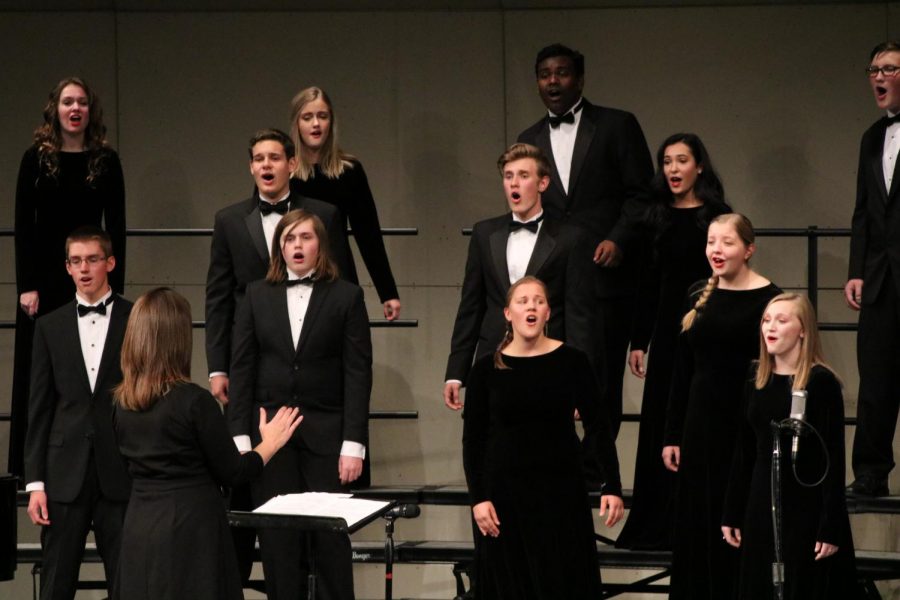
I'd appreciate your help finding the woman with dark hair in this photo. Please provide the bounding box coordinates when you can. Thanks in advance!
[663,213,780,600]
[10,76,126,477]
[722,293,860,599]
[229,209,372,600]
[463,276,623,599]
[616,133,730,550]
[112,287,301,600]
[289,86,401,320]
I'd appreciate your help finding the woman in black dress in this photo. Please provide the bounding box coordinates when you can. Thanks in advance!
[722,293,860,599]
[11,76,126,478]
[289,86,401,320]
[112,288,301,600]
[617,133,730,550]
[462,276,623,599]
[662,213,780,600]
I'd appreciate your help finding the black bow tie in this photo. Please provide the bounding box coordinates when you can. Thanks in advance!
[259,198,290,216]
[77,298,112,317]
[548,101,584,129]
[509,215,544,233]
[887,114,900,125]
[286,276,315,287]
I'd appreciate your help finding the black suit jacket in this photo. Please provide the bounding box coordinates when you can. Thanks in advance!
[24,296,132,503]
[849,116,900,303]
[228,278,372,456]
[445,214,598,383]
[518,99,653,296]
[205,192,352,374]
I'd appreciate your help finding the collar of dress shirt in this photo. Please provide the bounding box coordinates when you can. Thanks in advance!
[547,96,584,118]
[511,209,544,224]
[287,269,316,282]
[76,287,113,309]
[259,190,291,205]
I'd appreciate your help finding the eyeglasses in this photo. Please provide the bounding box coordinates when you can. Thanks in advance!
[66,255,107,267]
[866,65,900,77]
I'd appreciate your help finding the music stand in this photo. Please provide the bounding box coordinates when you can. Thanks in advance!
[228,499,395,600]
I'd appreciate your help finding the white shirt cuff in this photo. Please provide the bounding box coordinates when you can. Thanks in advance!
[26,482,44,492]
[445,379,463,386]
[209,371,227,380]
[233,435,252,453]
[340,441,366,459]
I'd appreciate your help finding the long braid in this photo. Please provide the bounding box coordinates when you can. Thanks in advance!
[493,320,515,370]
[681,276,719,331]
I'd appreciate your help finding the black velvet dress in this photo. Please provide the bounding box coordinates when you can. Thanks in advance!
[10,146,126,478]
[112,383,263,600]
[664,282,780,600]
[291,161,399,302]
[723,367,860,600]
[462,345,621,600]
[617,205,723,550]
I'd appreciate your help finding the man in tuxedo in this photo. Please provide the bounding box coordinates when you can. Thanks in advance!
[205,128,353,582]
[24,226,131,600]
[229,210,372,600]
[517,43,653,436]
[443,143,597,408]
[844,41,900,498]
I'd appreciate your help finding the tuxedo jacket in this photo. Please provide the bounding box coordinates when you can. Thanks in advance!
[24,296,132,503]
[444,214,598,383]
[205,192,352,374]
[228,278,372,456]
[518,99,653,296]
[849,116,900,304]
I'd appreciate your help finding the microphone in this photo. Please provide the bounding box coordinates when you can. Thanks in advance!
[384,503,421,519]
[789,390,807,461]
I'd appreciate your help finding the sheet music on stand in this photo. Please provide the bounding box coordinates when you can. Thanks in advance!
[253,492,392,530]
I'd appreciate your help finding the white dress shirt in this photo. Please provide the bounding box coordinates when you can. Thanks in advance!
[883,112,900,192]
[506,212,544,284]
[549,97,585,194]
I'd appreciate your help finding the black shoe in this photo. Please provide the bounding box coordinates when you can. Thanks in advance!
[846,477,889,497]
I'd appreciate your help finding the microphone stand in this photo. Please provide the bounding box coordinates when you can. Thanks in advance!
[770,420,786,600]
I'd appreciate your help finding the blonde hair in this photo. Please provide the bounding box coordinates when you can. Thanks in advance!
[497,143,551,178]
[266,209,339,284]
[289,86,354,180]
[754,293,836,391]
[493,276,549,369]
[115,288,192,411]
[681,212,756,331]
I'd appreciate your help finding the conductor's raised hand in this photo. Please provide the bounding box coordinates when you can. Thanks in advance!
[473,501,500,537]
[258,406,303,449]
[598,494,624,527]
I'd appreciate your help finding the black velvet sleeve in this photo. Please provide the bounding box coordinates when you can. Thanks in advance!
[344,162,399,302]
[807,368,851,545]
[14,147,40,295]
[573,348,622,496]
[722,377,757,527]
[101,149,127,294]
[189,385,264,487]
[462,357,492,505]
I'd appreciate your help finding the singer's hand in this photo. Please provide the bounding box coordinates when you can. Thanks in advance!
[473,501,500,537]
[628,349,646,378]
[662,445,680,472]
[598,495,624,527]
[814,541,838,560]
[844,279,863,311]
[721,526,741,548]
